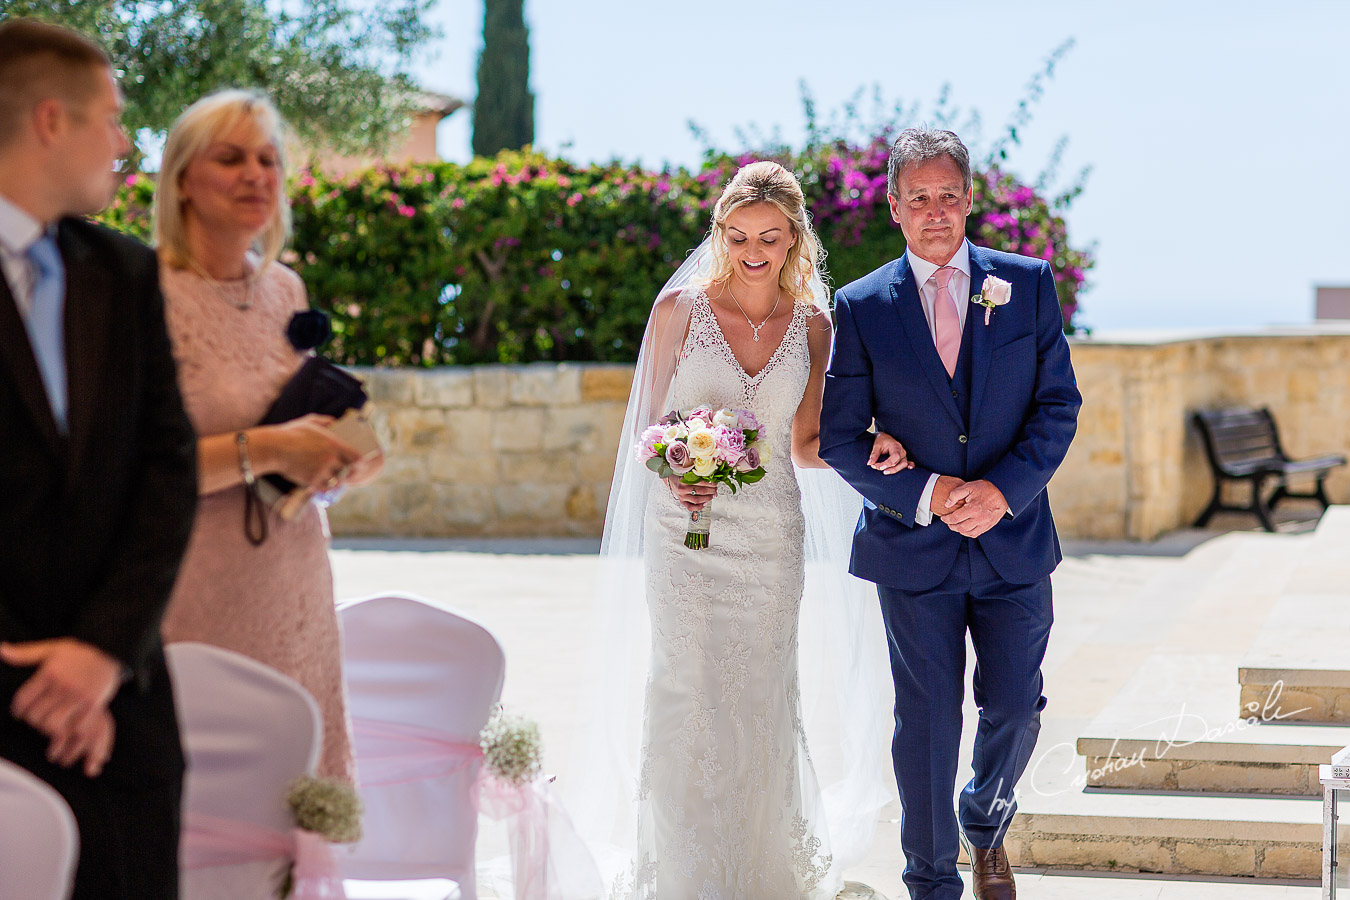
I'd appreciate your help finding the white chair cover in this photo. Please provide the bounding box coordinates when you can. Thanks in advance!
[0,758,78,900]
[168,641,324,900]
[337,593,505,899]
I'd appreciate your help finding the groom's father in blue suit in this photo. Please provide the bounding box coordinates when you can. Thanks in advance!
[820,128,1080,900]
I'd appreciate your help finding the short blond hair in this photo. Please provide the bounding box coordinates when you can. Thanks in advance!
[154,89,291,270]
[707,161,827,305]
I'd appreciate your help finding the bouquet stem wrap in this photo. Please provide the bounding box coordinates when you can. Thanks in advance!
[685,499,713,550]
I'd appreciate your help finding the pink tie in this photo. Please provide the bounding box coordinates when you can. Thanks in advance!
[933,266,960,377]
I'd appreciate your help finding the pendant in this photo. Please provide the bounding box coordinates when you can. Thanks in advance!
[751,326,762,342]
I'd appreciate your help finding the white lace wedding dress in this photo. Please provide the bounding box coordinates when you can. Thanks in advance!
[627,291,840,898]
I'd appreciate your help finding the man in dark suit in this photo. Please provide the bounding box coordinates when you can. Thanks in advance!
[820,128,1081,900]
[0,19,197,899]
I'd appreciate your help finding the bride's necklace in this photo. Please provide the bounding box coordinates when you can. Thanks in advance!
[187,256,255,311]
[726,284,781,342]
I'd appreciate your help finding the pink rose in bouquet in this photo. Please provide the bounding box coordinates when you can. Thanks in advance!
[663,440,695,475]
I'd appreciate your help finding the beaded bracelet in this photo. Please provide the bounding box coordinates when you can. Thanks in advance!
[235,431,256,486]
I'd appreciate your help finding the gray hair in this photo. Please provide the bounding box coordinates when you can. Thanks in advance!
[886,127,972,197]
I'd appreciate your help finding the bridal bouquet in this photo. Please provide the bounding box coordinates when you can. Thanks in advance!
[636,406,768,549]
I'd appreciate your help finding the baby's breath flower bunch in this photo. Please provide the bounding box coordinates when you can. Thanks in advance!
[285,775,363,844]
[480,705,543,786]
[277,776,363,898]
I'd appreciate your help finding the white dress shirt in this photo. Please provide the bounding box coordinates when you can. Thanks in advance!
[0,192,44,320]
[904,241,971,526]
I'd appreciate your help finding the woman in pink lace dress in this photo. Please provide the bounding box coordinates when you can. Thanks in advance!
[153,91,379,781]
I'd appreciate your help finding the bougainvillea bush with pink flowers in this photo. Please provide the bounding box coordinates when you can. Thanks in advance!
[97,129,1092,365]
[698,139,1092,333]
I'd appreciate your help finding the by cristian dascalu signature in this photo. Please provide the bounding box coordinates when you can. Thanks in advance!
[992,679,1312,815]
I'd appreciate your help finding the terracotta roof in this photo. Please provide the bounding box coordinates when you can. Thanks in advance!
[411,91,465,118]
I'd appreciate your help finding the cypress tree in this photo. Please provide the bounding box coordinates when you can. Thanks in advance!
[472,0,535,157]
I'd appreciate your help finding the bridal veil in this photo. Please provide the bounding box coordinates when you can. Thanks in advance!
[564,237,896,888]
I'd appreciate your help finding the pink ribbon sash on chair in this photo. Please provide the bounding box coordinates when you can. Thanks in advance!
[353,718,485,787]
[477,770,605,900]
[181,810,347,899]
[351,717,602,900]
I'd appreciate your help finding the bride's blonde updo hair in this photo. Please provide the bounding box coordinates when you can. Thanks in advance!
[707,160,827,305]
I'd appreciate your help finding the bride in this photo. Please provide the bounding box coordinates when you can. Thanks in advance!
[572,161,905,898]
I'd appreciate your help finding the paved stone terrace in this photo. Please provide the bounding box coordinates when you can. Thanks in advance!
[332,508,1333,898]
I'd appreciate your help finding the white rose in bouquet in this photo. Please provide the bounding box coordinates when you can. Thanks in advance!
[686,427,717,458]
[692,455,718,478]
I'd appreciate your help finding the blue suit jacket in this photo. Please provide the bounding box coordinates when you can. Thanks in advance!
[819,243,1081,591]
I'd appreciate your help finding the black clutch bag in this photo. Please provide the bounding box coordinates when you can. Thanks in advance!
[242,312,368,544]
[261,354,368,424]
[258,354,369,496]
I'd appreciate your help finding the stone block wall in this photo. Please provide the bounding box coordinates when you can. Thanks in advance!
[329,363,631,537]
[327,328,1350,541]
[1054,329,1350,539]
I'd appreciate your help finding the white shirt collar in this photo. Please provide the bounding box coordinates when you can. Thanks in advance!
[906,239,971,286]
[0,192,44,257]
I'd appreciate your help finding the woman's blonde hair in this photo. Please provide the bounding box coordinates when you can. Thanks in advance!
[707,160,827,304]
[153,89,291,270]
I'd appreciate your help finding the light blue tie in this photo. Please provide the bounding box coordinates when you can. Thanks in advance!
[24,234,68,433]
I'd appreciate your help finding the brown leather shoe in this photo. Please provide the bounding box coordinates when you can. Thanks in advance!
[968,844,1016,899]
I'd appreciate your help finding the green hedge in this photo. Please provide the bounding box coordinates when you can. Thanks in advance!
[102,145,1092,366]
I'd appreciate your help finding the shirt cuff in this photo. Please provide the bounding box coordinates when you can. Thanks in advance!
[916,472,940,526]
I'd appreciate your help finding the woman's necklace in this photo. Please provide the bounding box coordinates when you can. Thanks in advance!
[725,284,781,342]
[186,256,255,311]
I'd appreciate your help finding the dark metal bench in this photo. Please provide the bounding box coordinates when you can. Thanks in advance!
[1193,407,1346,532]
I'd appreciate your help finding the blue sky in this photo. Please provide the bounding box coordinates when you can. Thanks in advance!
[404,0,1350,333]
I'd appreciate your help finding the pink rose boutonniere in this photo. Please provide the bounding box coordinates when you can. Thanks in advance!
[971,275,1012,325]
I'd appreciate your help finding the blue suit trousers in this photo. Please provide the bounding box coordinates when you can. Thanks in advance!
[878,539,1052,900]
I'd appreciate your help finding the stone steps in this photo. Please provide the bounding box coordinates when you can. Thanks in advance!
[1239,664,1350,725]
[1009,511,1349,879]
[1076,641,1348,797]
[1004,791,1322,879]
[1236,507,1350,722]
[1077,722,1346,796]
